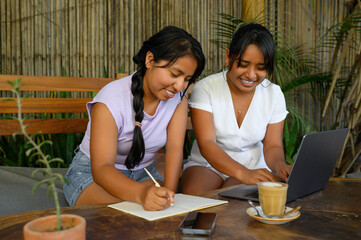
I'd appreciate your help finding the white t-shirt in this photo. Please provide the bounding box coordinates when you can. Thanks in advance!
[184,71,288,178]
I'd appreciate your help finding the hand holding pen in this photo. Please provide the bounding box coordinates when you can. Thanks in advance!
[144,168,174,207]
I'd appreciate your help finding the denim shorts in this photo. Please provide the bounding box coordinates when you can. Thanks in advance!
[63,150,164,206]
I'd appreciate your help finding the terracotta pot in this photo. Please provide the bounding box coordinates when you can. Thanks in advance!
[23,214,86,240]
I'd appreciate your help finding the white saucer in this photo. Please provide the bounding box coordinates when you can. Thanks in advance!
[246,206,300,225]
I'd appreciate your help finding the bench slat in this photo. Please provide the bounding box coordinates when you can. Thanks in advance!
[0,119,89,135]
[1,98,91,113]
[0,74,127,92]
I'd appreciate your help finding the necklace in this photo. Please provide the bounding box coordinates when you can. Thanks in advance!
[236,90,255,115]
[223,69,255,115]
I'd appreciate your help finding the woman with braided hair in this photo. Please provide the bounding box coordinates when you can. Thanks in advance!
[64,26,205,210]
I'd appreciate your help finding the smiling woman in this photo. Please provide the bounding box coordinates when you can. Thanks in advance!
[181,23,291,195]
[143,53,198,104]
[63,26,205,210]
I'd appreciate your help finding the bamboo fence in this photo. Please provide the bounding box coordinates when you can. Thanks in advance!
[0,0,242,78]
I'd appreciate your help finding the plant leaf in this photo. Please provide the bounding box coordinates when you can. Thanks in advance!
[32,179,50,195]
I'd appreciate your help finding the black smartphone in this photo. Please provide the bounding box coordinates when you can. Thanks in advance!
[178,212,218,235]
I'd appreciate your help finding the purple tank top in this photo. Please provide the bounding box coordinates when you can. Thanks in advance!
[79,74,182,170]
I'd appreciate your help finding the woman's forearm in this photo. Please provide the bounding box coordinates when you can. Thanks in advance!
[93,164,146,204]
[263,146,286,172]
[163,147,183,192]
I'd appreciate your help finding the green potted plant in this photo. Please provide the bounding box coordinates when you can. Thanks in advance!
[6,79,86,240]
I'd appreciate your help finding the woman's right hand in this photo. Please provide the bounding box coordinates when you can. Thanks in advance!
[140,186,174,211]
[239,168,279,185]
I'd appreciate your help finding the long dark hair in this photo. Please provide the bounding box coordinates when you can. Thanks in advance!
[125,26,205,169]
[228,23,275,75]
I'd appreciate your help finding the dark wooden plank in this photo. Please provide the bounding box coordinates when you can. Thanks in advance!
[0,98,91,113]
[0,74,126,92]
[0,119,89,135]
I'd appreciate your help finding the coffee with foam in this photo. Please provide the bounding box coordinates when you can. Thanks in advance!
[257,182,288,218]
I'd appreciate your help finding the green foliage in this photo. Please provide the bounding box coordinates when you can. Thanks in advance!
[61,67,67,77]
[119,64,124,74]
[103,66,109,78]
[283,107,311,164]
[0,127,83,168]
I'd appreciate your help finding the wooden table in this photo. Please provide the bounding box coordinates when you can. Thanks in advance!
[0,178,360,239]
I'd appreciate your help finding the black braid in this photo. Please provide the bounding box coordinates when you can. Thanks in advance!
[125,67,146,169]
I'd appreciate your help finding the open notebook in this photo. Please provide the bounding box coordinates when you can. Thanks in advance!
[108,193,228,221]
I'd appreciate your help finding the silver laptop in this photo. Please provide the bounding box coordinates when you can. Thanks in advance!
[218,128,349,202]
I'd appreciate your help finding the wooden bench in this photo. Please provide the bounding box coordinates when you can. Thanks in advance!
[0,73,127,135]
[0,74,192,135]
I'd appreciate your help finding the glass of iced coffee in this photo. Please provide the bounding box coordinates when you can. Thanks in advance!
[257,182,288,218]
